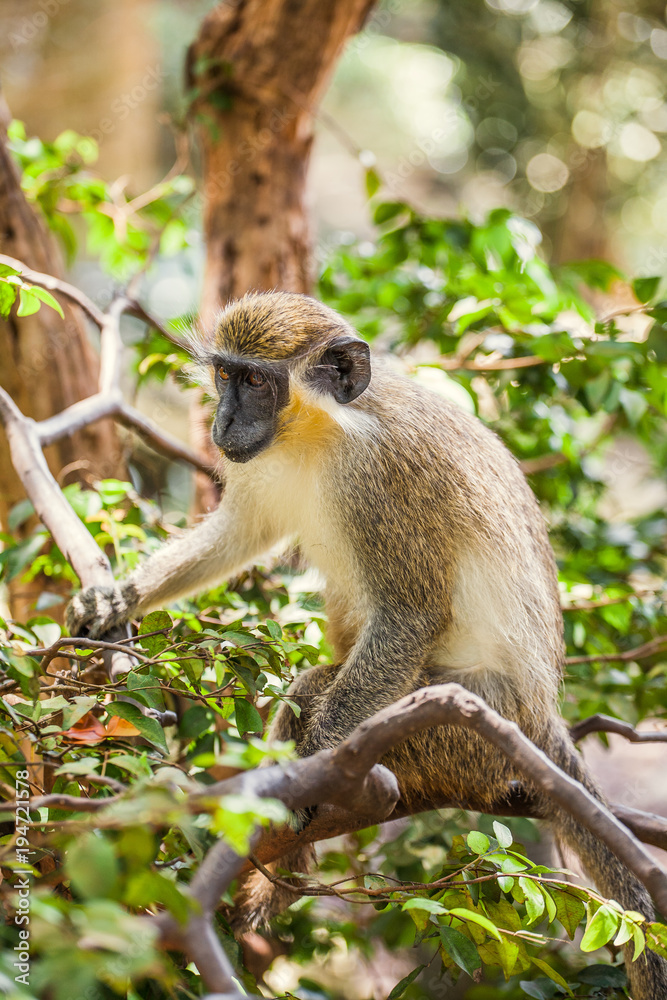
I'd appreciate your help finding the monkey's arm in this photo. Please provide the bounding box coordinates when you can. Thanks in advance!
[297,615,435,758]
[66,494,280,638]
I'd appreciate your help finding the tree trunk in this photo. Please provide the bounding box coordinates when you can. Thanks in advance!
[0,105,120,618]
[186,0,375,508]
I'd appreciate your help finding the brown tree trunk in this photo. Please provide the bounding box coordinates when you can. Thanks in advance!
[0,105,120,618]
[186,0,375,508]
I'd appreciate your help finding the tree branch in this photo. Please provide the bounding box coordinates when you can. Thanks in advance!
[150,682,667,993]
[571,714,667,744]
[566,636,667,665]
[0,252,106,327]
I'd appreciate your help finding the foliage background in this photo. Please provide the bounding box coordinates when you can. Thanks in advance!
[0,1,666,999]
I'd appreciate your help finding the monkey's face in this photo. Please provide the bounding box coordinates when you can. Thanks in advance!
[211,357,289,463]
[204,293,373,463]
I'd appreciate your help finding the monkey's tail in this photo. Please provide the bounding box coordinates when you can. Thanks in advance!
[231,842,316,936]
[546,729,667,1000]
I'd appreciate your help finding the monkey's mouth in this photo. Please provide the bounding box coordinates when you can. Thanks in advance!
[218,434,273,463]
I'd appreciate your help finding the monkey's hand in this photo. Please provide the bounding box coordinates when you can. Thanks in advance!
[66,582,139,639]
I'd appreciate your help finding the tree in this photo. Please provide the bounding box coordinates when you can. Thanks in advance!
[1,4,666,999]
[0,103,120,619]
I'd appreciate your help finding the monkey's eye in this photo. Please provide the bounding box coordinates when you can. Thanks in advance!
[247,371,266,388]
[218,366,230,381]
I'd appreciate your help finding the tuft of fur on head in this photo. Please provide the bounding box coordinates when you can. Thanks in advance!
[203,291,359,363]
[185,291,377,438]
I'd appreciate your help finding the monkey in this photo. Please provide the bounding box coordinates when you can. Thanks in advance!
[67,291,667,998]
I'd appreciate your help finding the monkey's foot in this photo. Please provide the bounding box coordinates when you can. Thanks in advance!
[291,805,317,833]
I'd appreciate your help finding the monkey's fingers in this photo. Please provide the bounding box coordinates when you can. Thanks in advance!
[65,585,134,639]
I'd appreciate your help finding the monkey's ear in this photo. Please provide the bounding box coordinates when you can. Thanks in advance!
[316,337,371,404]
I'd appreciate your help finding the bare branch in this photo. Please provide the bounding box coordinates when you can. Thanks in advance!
[613,805,667,853]
[570,714,667,744]
[563,590,658,612]
[0,386,112,587]
[163,684,667,922]
[27,793,118,813]
[439,353,547,372]
[125,299,190,351]
[566,636,667,665]
[23,636,152,672]
[520,452,568,475]
[116,402,216,477]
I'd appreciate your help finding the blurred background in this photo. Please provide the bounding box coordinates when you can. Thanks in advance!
[2,4,667,997]
[5,0,667,308]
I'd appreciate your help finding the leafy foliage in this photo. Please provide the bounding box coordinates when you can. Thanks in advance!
[0,127,666,999]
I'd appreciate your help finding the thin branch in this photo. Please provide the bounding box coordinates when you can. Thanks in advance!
[563,590,658,612]
[566,636,667,665]
[613,805,667,853]
[125,299,190,351]
[22,636,152,672]
[116,402,216,476]
[438,353,548,372]
[26,793,118,813]
[161,684,667,924]
[520,453,568,475]
[0,253,106,327]
[570,714,667,744]
[0,386,112,588]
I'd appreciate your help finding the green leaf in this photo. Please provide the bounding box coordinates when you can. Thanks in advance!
[0,280,17,317]
[531,957,573,995]
[576,964,627,987]
[66,833,119,899]
[449,907,502,941]
[126,671,165,711]
[439,924,482,977]
[632,275,661,303]
[387,964,425,999]
[234,697,263,736]
[581,903,621,952]
[265,618,282,640]
[374,201,408,225]
[137,610,172,656]
[16,287,40,316]
[619,387,648,426]
[0,532,48,582]
[29,284,64,317]
[467,831,490,855]
[631,923,646,961]
[61,696,97,730]
[56,756,100,777]
[493,821,513,849]
[402,897,447,914]
[519,980,558,999]
[552,888,586,939]
[519,877,546,925]
[105,701,168,753]
[365,167,381,199]
[478,935,519,979]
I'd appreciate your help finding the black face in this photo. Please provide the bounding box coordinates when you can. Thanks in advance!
[209,336,371,463]
[211,357,289,463]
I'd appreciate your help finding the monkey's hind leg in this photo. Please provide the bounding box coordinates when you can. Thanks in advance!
[232,663,339,935]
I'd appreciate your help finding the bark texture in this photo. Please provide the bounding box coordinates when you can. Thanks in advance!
[186,0,375,321]
[186,0,375,509]
[0,109,119,616]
